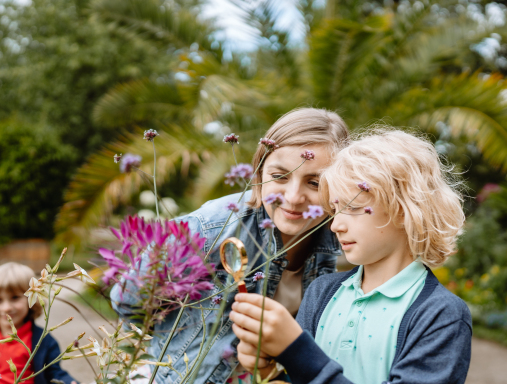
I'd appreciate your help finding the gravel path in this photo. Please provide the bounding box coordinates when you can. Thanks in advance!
[37,279,507,383]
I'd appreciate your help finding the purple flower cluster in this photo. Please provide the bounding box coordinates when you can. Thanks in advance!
[259,138,279,152]
[119,153,142,173]
[300,150,315,161]
[263,193,285,207]
[224,163,253,186]
[114,154,122,164]
[99,215,214,313]
[211,295,223,305]
[223,134,239,145]
[303,205,324,219]
[253,272,265,281]
[358,181,370,193]
[364,206,374,215]
[259,219,275,229]
[143,129,159,142]
[226,202,240,213]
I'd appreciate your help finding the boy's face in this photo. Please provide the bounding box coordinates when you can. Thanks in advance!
[0,289,30,332]
[329,187,411,267]
[261,144,330,240]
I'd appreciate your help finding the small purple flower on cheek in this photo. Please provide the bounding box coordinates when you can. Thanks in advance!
[259,138,279,152]
[119,153,142,173]
[114,154,122,163]
[358,181,371,193]
[263,193,285,207]
[211,295,223,305]
[223,134,239,145]
[143,129,159,141]
[226,202,239,213]
[253,272,265,281]
[259,219,275,229]
[303,205,324,219]
[300,150,315,161]
[364,206,374,215]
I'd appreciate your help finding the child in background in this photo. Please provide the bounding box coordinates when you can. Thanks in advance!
[0,262,76,384]
[230,129,472,384]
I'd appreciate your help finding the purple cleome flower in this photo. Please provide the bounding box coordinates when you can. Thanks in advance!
[259,218,275,229]
[114,153,122,164]
[253,272,265,281]
[364,206,374,215]
[224,163,254,186]
[226,202,240,213]
[263,193,285,207]
[143,129,159,141]
[358,181,371,193]
[119,153,142,173]
[211,295,223,305]
[303,205,324,220]
[300,150,315,161]
[259,138,279,152]
[223,133,239,145]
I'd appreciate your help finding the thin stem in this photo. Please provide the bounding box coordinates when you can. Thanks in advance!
[253,257,271,381]
[13,336,31,355]
[153,141,160,221]
[250,159,306,186]
[132,166,154,179]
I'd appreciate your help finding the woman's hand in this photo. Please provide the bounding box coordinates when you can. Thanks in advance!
[230,293,303,357]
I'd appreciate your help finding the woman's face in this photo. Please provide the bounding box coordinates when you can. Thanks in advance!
[261,144,331,240]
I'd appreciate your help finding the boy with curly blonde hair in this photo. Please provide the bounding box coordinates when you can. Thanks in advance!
[230,129,472,384]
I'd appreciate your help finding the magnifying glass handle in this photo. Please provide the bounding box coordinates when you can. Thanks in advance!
[238,281,247,293]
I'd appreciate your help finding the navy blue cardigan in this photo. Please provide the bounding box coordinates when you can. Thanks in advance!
[276,267,472,384]
[31,323,75,384]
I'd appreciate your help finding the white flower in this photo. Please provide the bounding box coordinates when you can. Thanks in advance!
[24,277,48,308]
[89,336,110,367]
[130,323,153,340]
[66,264,95,284]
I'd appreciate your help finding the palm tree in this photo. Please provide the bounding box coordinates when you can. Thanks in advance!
[55,0,507,243]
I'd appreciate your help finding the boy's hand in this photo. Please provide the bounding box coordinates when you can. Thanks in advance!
[230,293,303,357]
[237,340,270,371]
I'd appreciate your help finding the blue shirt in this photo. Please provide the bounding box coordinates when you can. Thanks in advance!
[315,261,427,383]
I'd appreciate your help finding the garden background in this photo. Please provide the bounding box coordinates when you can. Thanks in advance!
[0,0,507,382]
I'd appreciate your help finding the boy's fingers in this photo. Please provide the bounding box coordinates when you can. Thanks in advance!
[234,293,276,309]
[231,301,264,320]
[238,341,269,358]
[232,323,263,346]
[230,310,261,333]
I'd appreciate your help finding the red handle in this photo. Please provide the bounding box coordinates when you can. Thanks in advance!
[238,281,247,293]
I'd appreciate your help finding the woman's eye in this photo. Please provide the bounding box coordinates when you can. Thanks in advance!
[271,174,286,180]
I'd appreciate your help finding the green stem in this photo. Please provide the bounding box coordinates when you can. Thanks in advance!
[132,166,154,179]
[253,257,271,381]
[153,141,160,220]
[13,336,31,355]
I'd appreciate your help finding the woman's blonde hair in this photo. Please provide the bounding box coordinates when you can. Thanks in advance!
[248,107,349,207]
[320,128,465,267]
[0,262,43,320]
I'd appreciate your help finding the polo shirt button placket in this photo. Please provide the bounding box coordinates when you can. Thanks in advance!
[348,320,354,327]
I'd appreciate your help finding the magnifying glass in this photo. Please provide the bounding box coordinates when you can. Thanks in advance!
[219,237,248,293]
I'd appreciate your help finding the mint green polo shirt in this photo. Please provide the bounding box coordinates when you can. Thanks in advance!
[315,261,428,384]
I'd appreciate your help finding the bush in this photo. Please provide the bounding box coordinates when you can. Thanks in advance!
[0,117,75,244]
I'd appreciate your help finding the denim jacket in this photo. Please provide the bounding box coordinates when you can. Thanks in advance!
[111,191,341,384]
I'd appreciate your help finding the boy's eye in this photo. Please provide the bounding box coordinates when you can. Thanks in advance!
[309,180,319,188]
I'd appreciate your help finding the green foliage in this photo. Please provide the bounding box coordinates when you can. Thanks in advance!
[0,118,75,244]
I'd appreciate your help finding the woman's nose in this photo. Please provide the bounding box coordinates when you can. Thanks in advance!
[283,180,305,206]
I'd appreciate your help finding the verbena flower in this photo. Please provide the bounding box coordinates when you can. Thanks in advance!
[300,150,315,161]
[99,216,214,314]
[119,153,142,173]
[364,206,374,215]
[358,181,370,193]
[303,205,324,219]
[253,272,265,281]
[223,133,239,145]
[259,138,279,152]
[114,154,122,163]
[211,295,223,305]
[259,218,275,229]
[224,164,253,186]
[226,202,240,213]
[221,344,235,360]
[263,193,285,207]
[143,129,159,141]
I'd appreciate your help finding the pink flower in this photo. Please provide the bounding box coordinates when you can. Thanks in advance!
[357,181,370,193]
[211,295,223,305]
[119,153,142,173]
[253,272,265,281]
[223,134,239,145]
[303,205,324,219]
[143,129,159,141]
[226,202,240,213]
[259,138,279,152]
[263,193,285,207]
[222,345,235,360]
[114,154,122,163]
[300,150,315,161]
[225,164,253,186]
[364,206,374,215]
[259,219,275,229]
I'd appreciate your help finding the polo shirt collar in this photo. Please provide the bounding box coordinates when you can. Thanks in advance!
[342,261,427,298]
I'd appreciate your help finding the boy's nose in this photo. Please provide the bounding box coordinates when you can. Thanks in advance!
[330,215,347,233]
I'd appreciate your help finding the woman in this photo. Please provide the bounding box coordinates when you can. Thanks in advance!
[111,108,348,384]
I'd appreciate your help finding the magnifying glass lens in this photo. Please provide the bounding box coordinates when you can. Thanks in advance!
[224,242,242,273]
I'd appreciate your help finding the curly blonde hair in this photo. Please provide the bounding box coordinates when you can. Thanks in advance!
[320,128,465,267]
[0,262,43,320]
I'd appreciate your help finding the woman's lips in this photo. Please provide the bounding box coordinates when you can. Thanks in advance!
[340,241,356,251]
[280,207,303,220]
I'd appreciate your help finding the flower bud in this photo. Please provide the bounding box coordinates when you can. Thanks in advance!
[45,264,53,274]
[49,317,73,332]
[0,337,14,344]
[54,287,63,296]
[7,359,16,374]
[6,315,17,336]
[167,355,173,367]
